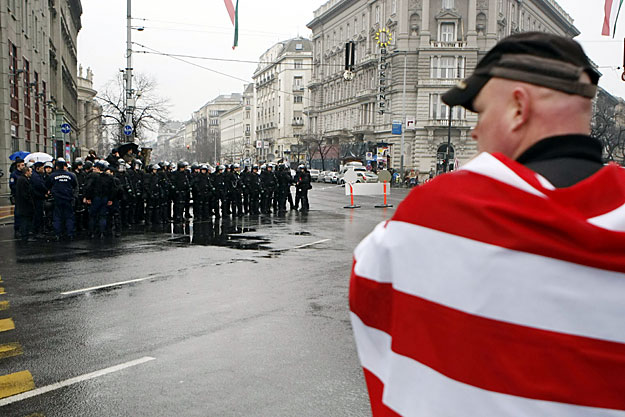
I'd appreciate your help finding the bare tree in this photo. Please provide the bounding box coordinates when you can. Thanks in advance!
[592,93,625,165]
[97,72,170,145]
[303,134,338,171]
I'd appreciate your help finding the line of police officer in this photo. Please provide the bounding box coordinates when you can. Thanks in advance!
[10,156,312,241]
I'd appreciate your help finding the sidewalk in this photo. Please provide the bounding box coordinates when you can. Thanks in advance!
[0,205,14,226]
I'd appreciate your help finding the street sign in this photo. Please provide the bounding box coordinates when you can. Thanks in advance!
[366,152,373,160]
[123,125,133,136]
[392,120,402,135]
[60,123,71,134]
[406,119,416,129]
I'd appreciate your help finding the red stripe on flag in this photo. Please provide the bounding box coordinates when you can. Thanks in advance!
[350,273,625,410]
[363,368,402,417]
[391,168,625,273]
[224,0,235,25]
[604,0,615,36]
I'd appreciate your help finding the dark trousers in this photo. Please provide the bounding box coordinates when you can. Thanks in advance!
[19,214,32,240]
[33,198,44,234]
[296,189,309,211]
[89,197,108,234]
[53,199,75,237]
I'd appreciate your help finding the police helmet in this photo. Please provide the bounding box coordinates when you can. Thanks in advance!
[252,165,259,171]
[233,163,240,169]
[55,158,66,168]
[33,161,44,168]
[118,163,127,172]
[168,162,176,168]
[102,160,110,168]
[118,158,125,165]
[94,161,106,170]
[191,163,199,170]
[84,161,93,170]
[75,157,84,164]
[200,164,208,171]
[298,164,305,170]
[26,161,34,169]
[183,161,189,168]
[219,165,226,171]
[177,161,186,169]
[151,164,160,171]
[134,159,143,167]
[260,164,266,170]
[44,161,54,169]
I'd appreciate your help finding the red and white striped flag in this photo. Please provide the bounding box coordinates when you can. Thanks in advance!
[223,0,239,49]
[350,152,625,416]
[603,0,624,37]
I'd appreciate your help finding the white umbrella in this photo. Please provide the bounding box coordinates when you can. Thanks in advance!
[24,152,53,163]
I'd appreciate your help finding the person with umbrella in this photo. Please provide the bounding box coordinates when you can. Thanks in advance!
[31,162,48,238]
[15,165,35,242]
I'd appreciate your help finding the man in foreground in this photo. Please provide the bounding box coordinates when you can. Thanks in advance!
[350,32,625,416]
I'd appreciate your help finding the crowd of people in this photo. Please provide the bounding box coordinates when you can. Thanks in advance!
[8,148,313,242]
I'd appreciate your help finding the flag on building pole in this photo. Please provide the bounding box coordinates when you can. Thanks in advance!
[224,0,239,49]
[603,0,624,37]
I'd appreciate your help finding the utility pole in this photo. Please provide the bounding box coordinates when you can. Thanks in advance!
[445,105,452,172]
[400,51,407,182]
[125,0,134,142]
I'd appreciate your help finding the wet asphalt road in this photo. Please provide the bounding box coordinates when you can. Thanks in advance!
[0,184,410,417]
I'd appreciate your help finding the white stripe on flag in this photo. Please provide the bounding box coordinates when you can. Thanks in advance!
[351,313,625,417]
[460,153,547,197]
[588,202,625,232]
[354,221,625,344]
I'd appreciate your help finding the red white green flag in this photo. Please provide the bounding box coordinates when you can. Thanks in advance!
[603,0,624,37]
[224,0,239,49]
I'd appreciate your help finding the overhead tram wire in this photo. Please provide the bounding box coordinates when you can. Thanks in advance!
[132,17,294,37]
[132,42,323,106]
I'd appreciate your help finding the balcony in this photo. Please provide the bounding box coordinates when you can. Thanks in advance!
[292,120,304,126]
[293,85,305,92]
[426,119,469,128]
[417,78,460,87]
[352,124,375,133]
[429,41,467,48]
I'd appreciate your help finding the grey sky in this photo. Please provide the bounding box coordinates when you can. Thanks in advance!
[78,0,625,124]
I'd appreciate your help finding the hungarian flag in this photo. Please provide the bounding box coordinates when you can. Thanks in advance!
[350,152,625,416]
[603,0,624,37]
[224,0,239,49]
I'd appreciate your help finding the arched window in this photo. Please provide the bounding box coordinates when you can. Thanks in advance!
[436,143,455,174]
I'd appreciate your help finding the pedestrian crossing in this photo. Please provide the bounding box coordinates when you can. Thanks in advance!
[0,274,36,402]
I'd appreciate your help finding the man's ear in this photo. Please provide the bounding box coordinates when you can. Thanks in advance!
[510,87,530,132]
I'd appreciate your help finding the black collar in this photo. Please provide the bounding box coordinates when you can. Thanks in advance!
[516,135,603,165]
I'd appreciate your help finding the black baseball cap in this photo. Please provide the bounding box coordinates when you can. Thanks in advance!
[442,32,600,112]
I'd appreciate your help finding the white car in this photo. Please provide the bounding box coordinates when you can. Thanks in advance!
[338,167,379,184]
[310,169,320,182]
[324,171,339,183]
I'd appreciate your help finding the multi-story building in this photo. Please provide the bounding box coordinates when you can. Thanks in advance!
[220,84,255,164]
[77,66,102,156]
[0,0,82,189]
[306,0,578,176]
[253,37,312,165]
[192,93,241,164]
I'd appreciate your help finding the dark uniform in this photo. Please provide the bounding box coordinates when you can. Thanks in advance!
[192,166,215,221]
[260,166,277,214]
[213,166,227,217]
[46,162,78,239]
[30,167,48,236]
[85,163,115,238]
[144,165,164,225]
[295,166,312,212]
[15,172,34,240]
[226,165,243,217]
[246,167,261,215]
[171,163,191,223]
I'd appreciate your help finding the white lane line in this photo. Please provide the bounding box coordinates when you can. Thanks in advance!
[61,277,155,295]
[293,238,331,249]
[0,356,155,407]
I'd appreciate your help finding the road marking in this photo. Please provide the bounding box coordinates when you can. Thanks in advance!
[293,238,331,249]
[0,319,15,333]
[0,356,155,406]
[0,343,23,360]
[0,287,5,295]
[61,277,155,296]
[0,371,35,400]
[0,301,8,311]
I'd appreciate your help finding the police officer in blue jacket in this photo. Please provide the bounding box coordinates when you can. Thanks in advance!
[45,158,78,240]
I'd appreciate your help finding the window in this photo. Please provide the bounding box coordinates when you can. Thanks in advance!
[430,93,464,120]
[295,43,303,50]
[392,0,397,14]
[362,13,366,31]
[294,96,303,103]
[375,6,380,23]
[294,76,303,87]
[294,59,303,69]
[440,57,455,78]
[346,24,350,39]
[443,0,454,8]
[440,22,455,42]
[354,18,358,35]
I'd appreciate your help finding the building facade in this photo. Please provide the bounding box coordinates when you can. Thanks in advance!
[77,66,102,156]
[0,0,82,189]
[220,84,255,164]
[306,0,578,176]
[192,93,241,165]
[253,37,312,165]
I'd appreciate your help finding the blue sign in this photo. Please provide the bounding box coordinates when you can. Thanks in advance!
[123,125,133,136]
[392,120,402,135]
[60,123,71,134]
